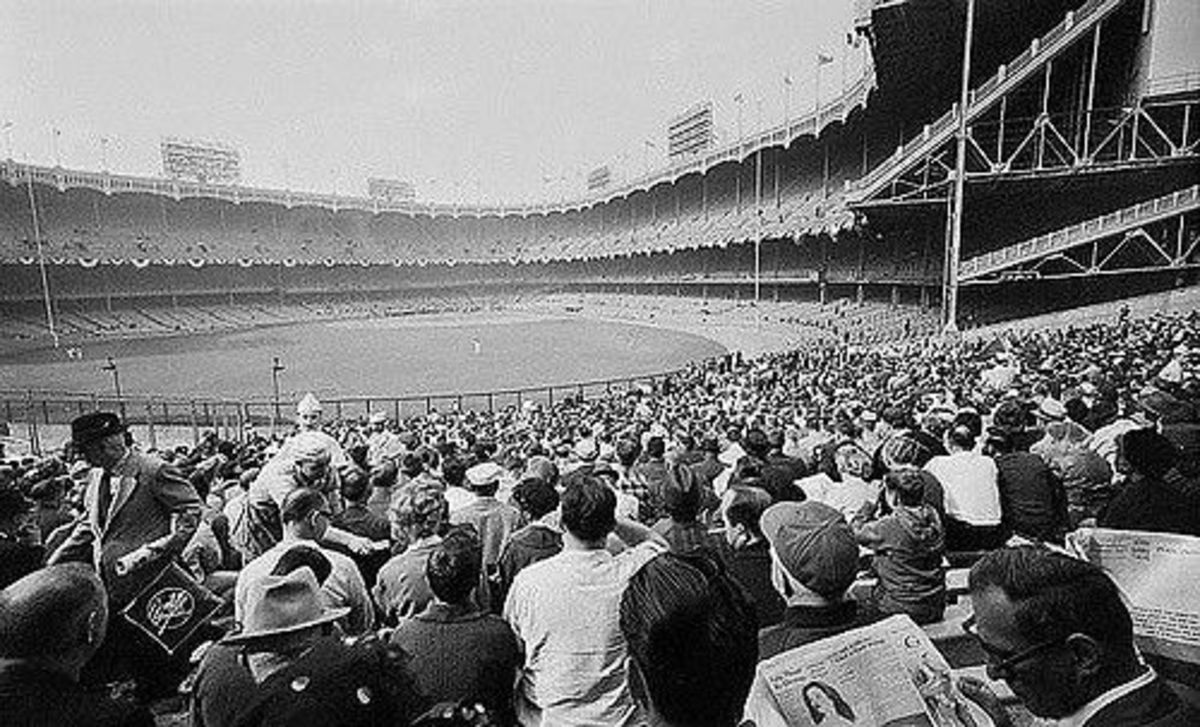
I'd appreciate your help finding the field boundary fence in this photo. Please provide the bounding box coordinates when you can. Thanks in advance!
[0,365,697,455]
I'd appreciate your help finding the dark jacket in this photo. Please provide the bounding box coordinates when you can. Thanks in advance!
[722,539,785,629]
[994,451,1068,542]
[0,661,153,727]
[0,537,44,590]
[390,602,521,723]
[758,601,879,662]
[200,635,420,727]
[1084,674,1200,727]
[852,504,946,624]
[1100,470,1200,537]
[495,522,562,611]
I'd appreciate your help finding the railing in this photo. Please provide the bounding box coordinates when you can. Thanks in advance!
[848,0,1124,201]
[959,185,1200,279]
[0,364,702,455]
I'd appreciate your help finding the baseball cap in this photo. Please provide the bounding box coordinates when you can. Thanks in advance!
[761,501,859,599]
[465,462,504,489]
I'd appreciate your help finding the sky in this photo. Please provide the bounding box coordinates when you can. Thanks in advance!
[0,0,865,204]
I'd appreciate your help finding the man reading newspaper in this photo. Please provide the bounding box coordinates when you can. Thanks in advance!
[743,614,989,727]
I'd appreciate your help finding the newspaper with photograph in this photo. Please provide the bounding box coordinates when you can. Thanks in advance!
[743,615,992,727]
[1067,527,1200,667]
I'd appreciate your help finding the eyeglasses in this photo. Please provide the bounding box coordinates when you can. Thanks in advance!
[962,615,1068,680]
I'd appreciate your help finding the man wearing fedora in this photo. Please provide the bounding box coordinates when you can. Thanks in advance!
[49,411,202,697]
[195,567,419,726]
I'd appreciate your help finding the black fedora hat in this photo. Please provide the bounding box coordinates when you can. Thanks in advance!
[71,412,126,448]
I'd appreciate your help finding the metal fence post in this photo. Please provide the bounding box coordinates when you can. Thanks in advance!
[146,399,158,451]
[425,397,432,415]
[487,393,494,414]
[26,391,41,456]
[190,400,199,446]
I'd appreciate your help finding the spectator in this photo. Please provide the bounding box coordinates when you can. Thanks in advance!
[797,442,878,521]
[0,563,154,727]
[217,567,418,726]
[450,462,522,607]
[717,485,785,629]
[375,483,447,624]
[332,467,390,543]
[495,477,562,610]
[924,424,1003,551]
[391,527,521,722]
[365,411,403,468]
[1035,413,1115,528]
[233,431,379,561]
[0,485,42,589]
[878,434,946,518]
[49,412,202,699]
[986,429,1068,543]
[235,488,374,635]
[1100,429,1200,536]
[850,469,946,624]
[504,474,667,726]
[191,545,335,727]
[756,500,876,661]
[652,462,724,556]
[619,552,758,727]
[958,547,1200,726]
[758,428,809,501]
[630,436,671,522]
[330,466,391,588]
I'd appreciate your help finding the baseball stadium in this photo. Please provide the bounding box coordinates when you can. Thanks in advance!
[1,1,1199,725]
[2,0,1197,447]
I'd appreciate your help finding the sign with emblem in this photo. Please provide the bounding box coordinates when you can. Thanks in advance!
[121,562,222,655]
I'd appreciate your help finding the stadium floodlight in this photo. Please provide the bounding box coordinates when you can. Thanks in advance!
[101,356,125,418]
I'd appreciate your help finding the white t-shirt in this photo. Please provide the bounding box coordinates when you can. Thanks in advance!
[924,451,1002,526]
[504,540,665,727]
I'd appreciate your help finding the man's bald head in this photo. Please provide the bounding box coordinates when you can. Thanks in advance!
[0,564,108,661]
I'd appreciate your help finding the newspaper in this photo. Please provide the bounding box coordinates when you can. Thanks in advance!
[744,615,992,727]
[1067,527,1200,665]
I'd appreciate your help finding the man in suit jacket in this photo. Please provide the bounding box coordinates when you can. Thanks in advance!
[958,547,1200,726]
[50,411,202,698]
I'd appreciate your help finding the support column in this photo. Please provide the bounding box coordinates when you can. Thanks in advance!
[942,0,976,334]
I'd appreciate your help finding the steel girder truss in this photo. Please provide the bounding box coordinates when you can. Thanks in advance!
[866,97,1199,208]
[848,0,1199,209]
[960,185,1200,284]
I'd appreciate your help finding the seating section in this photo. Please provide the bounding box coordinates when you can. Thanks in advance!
[0,154,879,272]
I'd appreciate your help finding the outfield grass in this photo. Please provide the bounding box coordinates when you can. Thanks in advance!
[0,311,726,400]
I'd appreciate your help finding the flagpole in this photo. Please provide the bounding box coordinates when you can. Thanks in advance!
[26,170,59,348]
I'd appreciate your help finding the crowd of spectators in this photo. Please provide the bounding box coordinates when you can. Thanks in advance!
[0,305,1197,726]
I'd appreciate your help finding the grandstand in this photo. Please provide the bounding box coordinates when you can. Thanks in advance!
[1,0,1196,353]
